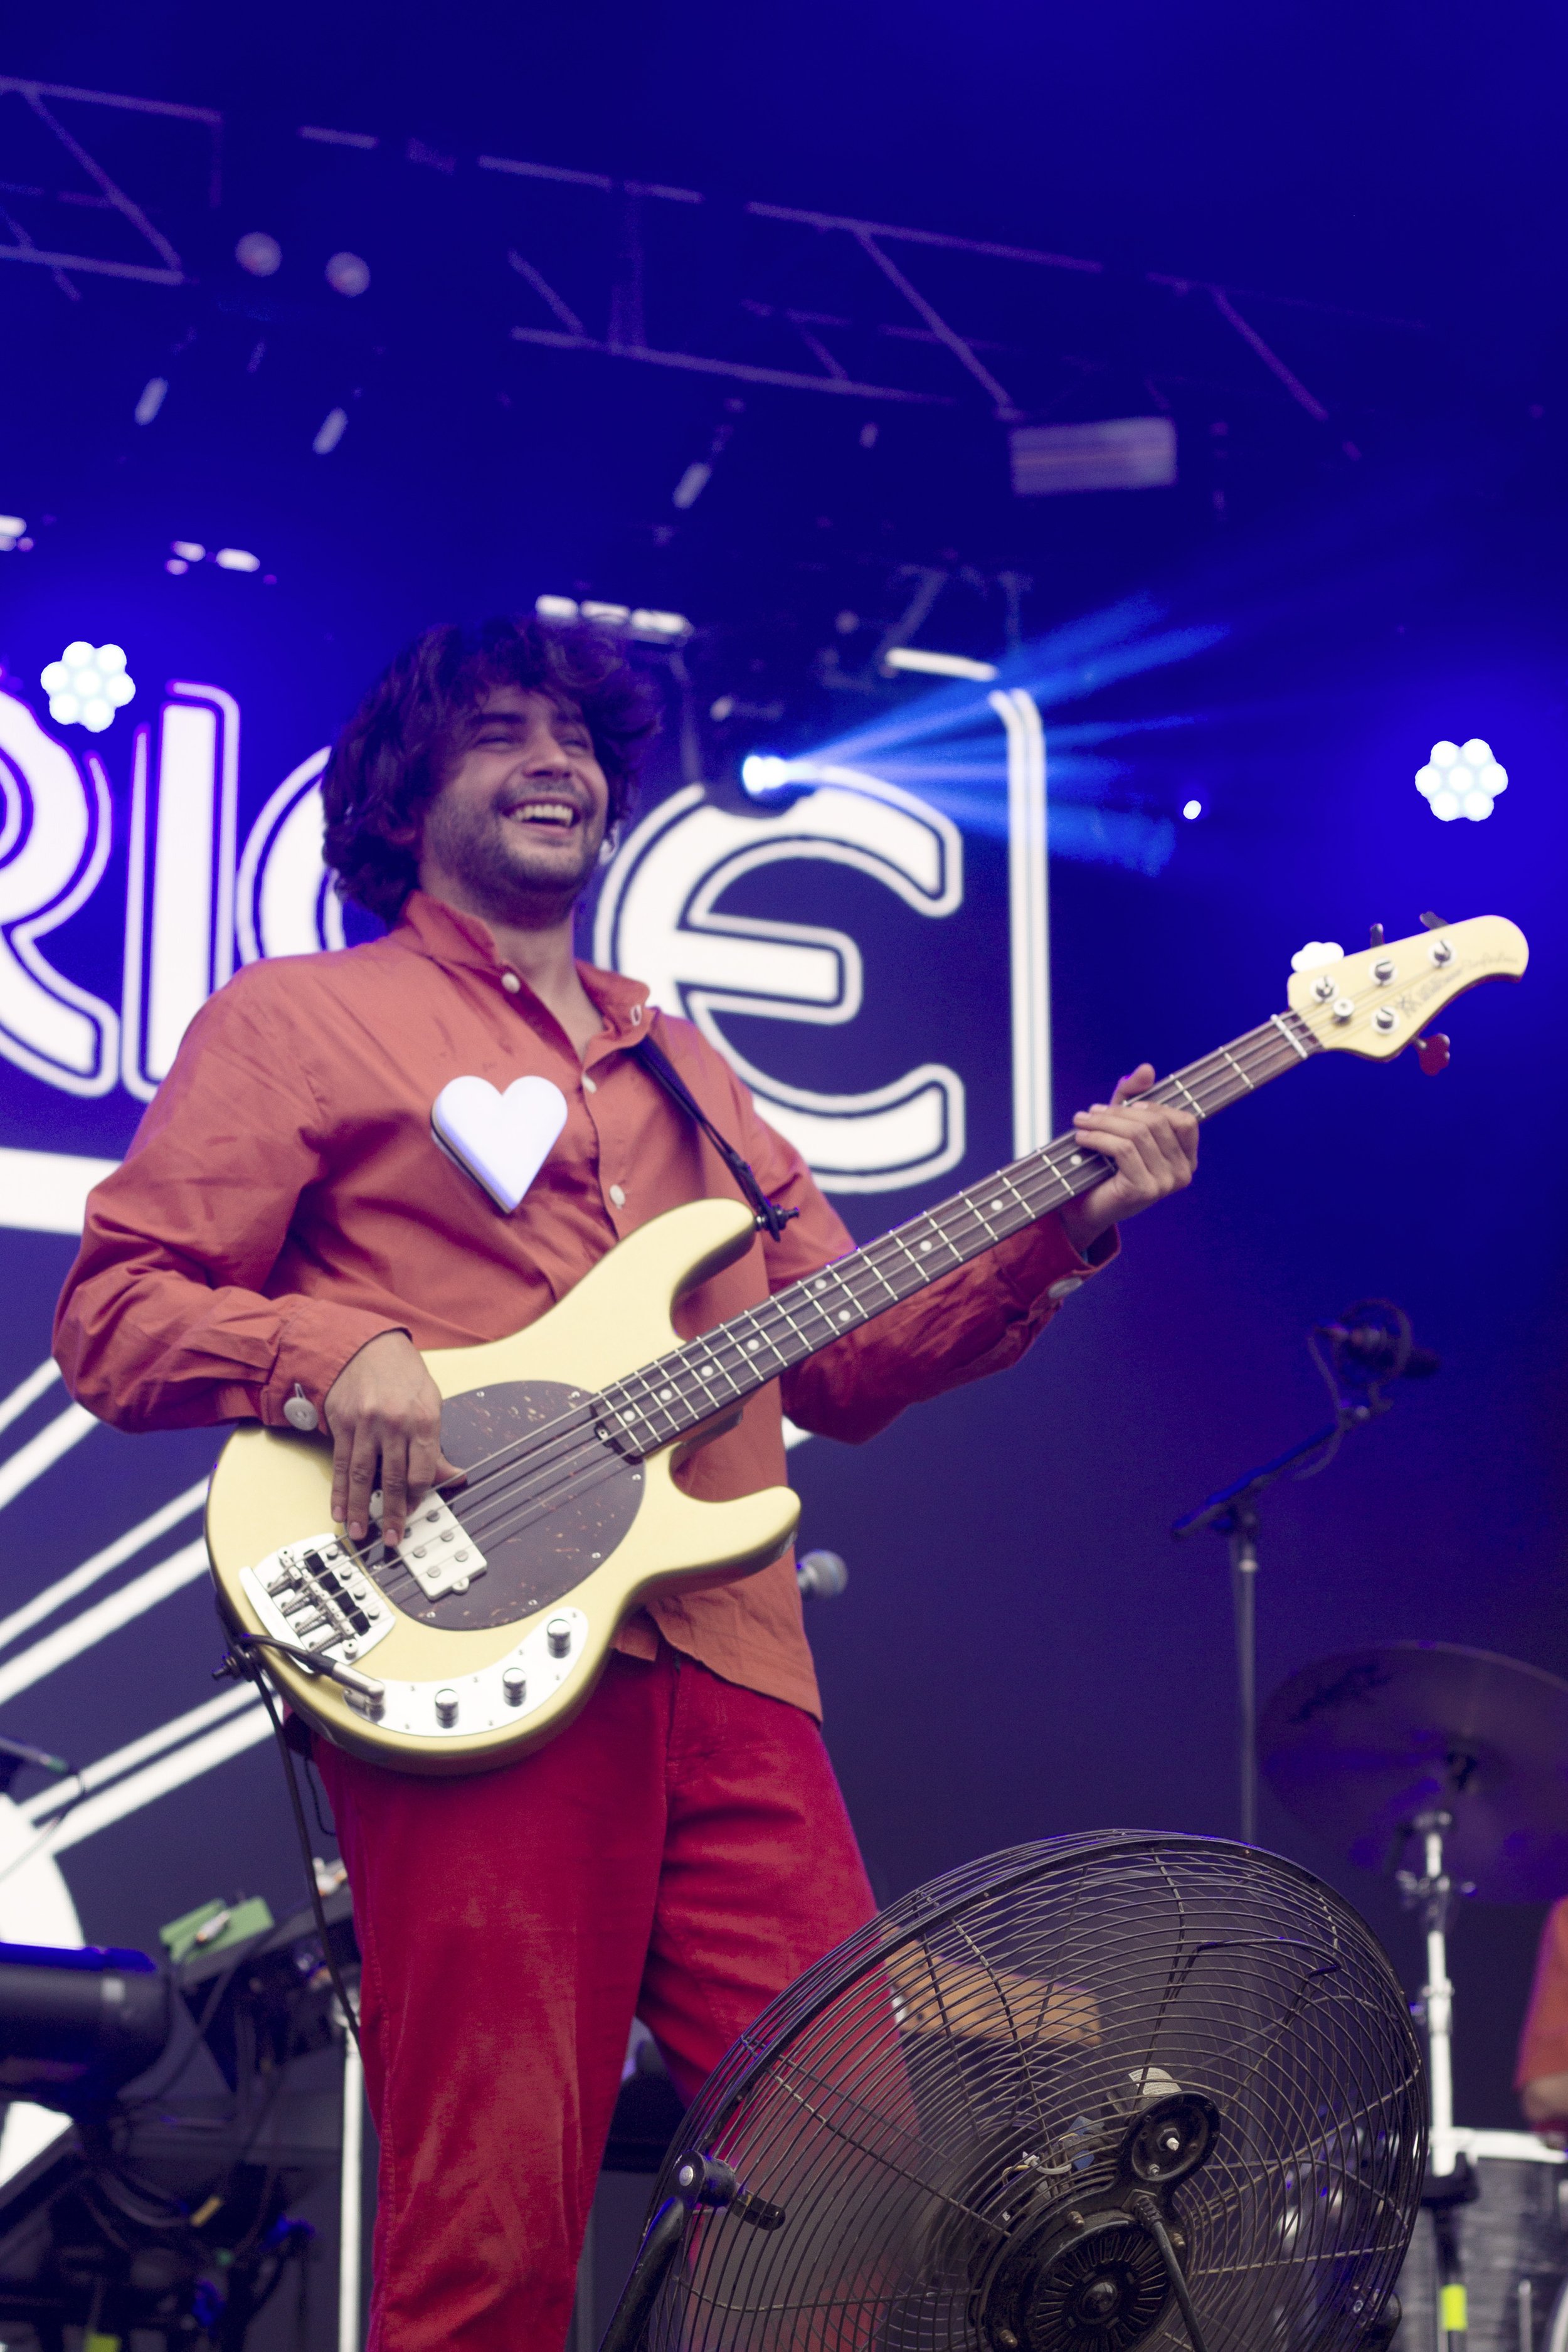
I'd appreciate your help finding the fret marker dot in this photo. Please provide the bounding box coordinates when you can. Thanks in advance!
[659,1387,673,1401]
[838,1310,851,1324]
[990,1198,1003,1212]
[745,1339,760,1353]
[919,1239,932,1253]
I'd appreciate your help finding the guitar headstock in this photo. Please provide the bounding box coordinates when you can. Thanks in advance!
[1286,916,1528,1059]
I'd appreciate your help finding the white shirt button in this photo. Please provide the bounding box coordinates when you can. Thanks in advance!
[583,1075,597,1094]
[608,1183,626,1207]
[1047,1275,1084,1302]
[283,1392,320,1432]
[501,972,522,995]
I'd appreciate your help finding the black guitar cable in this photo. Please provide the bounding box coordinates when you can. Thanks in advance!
[218,1639,363,2047]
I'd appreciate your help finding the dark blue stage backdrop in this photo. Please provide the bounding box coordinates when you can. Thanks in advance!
[0,460,1562,2187]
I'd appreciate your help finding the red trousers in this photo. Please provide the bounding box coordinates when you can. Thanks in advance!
[314,1643,877,2352]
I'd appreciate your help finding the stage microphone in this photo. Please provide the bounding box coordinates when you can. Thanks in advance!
[797,1550,848,1601]
[1316,1327,1438,1374]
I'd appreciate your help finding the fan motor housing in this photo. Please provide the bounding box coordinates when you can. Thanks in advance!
[982,2205,1173,2352]
[977,2095,1220,2352]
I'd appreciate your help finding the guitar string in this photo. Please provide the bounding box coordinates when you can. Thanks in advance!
[435,1015,1306,1522]
[440,1080,1303,1563]
[433,1020,1315,1565]
[372,1024,1309,1591]
[363,980,1407,1587]
[430,1020,1310,1559]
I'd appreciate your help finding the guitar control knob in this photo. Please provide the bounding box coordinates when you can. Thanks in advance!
[435,1688,458,1726]
[502,1667,527,1706]
[546,1619,573,1660]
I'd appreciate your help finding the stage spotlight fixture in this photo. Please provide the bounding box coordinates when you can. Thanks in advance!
[325,250,371,297]
[534,593,690,644]
[40,641,136,733]
[0,514,26,552]
[629,609,691,642]
[1010,415,1177,497]
[171,541,205,561]
[166,559,188,575]
[740,755,792,795]
[1182,798,1202,820]
[135,377,167,425]
[313,408,349,455]
[882,647,998,682]
[235,231,282,277]
[1416,736,1507,822]
[215,548,261,573]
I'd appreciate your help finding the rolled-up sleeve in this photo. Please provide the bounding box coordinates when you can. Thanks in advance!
[706,1055,1117,1446]
[780,1216,1116,1443]
[53,973,403,1433]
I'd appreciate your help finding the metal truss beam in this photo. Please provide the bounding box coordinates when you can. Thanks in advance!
[0,76,220,290]
[0,68,1426,435]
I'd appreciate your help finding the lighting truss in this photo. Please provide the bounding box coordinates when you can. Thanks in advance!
[0,71,1428,442]
[0,76,220,294]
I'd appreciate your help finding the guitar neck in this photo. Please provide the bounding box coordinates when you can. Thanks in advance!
[595,1009,1322,1458]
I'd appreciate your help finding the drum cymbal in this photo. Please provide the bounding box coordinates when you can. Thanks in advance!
[1259,1642,1568,1903]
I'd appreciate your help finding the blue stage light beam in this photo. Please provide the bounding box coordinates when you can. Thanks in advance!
[810,596,1226,771]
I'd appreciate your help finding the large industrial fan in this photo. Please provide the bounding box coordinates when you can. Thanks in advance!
[603,1832,1424,2352]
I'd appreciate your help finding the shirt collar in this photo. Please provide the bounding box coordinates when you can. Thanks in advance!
[393,888,654,1041]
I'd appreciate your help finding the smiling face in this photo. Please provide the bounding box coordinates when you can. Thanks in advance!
[416,687,612,928]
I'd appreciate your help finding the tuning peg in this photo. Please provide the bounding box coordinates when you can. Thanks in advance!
[1419,911,1449,932]
[1369,924,1384,948]
[1416,1034,1451,1076]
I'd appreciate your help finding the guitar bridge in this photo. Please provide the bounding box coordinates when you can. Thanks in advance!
[240,1537,396,1670]
[371,1490,489,1600]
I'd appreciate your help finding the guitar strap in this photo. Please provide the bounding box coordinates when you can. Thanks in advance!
[630,1034,800,1242]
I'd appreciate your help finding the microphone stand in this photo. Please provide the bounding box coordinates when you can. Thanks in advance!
[1170,1301,1427,1845]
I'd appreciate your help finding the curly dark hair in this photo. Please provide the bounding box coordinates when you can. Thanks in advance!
[322,615,662,925]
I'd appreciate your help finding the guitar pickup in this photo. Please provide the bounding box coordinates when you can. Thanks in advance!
[372,1491,488,1601]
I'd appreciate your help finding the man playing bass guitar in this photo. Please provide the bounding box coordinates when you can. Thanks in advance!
[53,616,1199,2352]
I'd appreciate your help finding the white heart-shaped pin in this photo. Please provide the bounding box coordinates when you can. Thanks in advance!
[431,1074,569,1214]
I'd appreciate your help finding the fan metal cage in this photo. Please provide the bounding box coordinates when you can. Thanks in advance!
[642,1832,1424,2352]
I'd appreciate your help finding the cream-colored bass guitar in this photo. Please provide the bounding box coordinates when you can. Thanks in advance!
[206,915,1527,1774]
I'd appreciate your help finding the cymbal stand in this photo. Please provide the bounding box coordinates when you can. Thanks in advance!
[1397,1808,1478,2352]
[1399,1809,1459,2180]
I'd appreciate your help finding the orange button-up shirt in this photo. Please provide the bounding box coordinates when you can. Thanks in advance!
[53,892,1108,1717]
